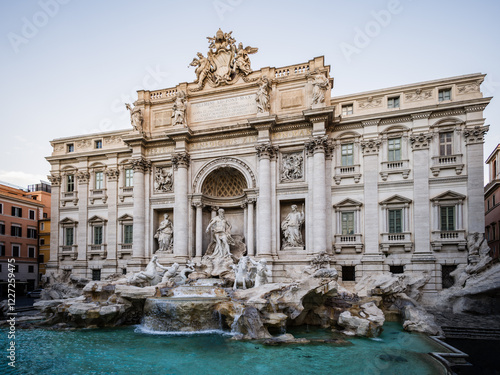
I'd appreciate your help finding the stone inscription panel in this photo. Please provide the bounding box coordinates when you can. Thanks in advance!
[190,94,257,123]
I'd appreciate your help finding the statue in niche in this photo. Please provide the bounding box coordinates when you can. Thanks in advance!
[281,153,303,181]
[250,258,270,287]
[281,204,305,249]
[154,214,173,253]
[125,103,143,133]
[206,208,235,258]
[307,70,329,106]
[190,52,212,87]
[154,166,173,192]
[127,255,164,286]
[171,91,187,126]
[234,42,258,76]
[255,76,270,113]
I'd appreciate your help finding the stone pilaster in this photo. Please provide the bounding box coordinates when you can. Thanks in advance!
[246,198,256,256]
[409,132,433,257]
[360,140,381,256]
[46,173,61,272]
[193,201,204,258]
[130,157,150,270]
[464,125,489,234]
[256,143,277,256]
[103,167,119,274]
[172,152,190,259]
[75,170,90,275]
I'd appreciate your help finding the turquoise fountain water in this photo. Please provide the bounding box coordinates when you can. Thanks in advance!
[2,322,447,375]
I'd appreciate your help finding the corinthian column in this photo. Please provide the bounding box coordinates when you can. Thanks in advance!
[193,201,204,258]
[305,136,330,253]
[173,152,190,259]
[131,158,150,265]
[256,144,276,256]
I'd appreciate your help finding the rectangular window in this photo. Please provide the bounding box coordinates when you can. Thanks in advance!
[388,209,402,233]
[92,269,101,281]
[93,226,103,245]
[440,206,455,231]
[387,96,400,109]
[28,265,34,273]
[0,203,2,214]
[341,212,355,235]
[38,254,44,263]
[0,222,5,235]
[125,169,134,187]
[0,243,5,256]
[390,265,404,274]
[122,268,127,275]
[439,132,453,156]
[442,265,457,289]
[11,225,22,237]
[95,172,104,190]
[27,228,37,239]
[12,245,20,257]
[342,266,355,281]
[438,88,451,102]
[65,227,74,246]
[28,247,35,258]
[341,143,354,166]
[494,195,496,206]
[14,265,19,273]
[29,209,35,220]
[95,140,102,149]
[11,207,22,217]
[388,138,401,161]
[341,104,353,116]
[123,224,133,244]
[67,143,74,152]
[67,174,75,192]
[40,238,45,246]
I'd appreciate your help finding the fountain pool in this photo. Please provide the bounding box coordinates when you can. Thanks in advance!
[2,322,448,374]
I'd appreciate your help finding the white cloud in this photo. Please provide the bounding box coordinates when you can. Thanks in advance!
[0,170,48,189]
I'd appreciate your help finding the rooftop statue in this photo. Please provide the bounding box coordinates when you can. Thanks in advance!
[125,103,143,133]
[189,29,258,90]
[307,69,330,106]
[171,90,187,126]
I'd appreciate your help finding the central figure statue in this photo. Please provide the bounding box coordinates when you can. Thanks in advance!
[205,208,235,257]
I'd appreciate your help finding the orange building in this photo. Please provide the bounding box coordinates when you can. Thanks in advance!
[485,144,500,260]
[0,182,50,295]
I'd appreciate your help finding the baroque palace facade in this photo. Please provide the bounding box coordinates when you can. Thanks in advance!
[47,30,491,301]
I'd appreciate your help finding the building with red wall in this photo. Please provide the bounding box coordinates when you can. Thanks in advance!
[0,183,47,294]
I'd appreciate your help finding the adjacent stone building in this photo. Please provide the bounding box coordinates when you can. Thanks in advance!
[46,30,491,302]
[485,144,500,259]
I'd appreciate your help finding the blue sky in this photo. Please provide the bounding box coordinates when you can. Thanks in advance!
[1,0,499,187]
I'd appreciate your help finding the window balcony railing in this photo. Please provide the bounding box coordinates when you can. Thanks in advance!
[87,244,107,259]
[380,160,410,181]
[59,245,77,260]
[380,232,412,252]
[430,154,464,177]
[334,233,363,253]
[334,164,361,185]
[89,189,107,204]
[431,230,466,251]
[61,191,78,207]
[119,186,134,203]
[118,243,133,259]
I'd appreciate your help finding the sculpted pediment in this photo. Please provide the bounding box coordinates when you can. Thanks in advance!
[430,190,466,202]
[380,195,412,205]
[333,198,363,208]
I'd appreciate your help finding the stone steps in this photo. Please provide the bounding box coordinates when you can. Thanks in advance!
[442,325,500,340]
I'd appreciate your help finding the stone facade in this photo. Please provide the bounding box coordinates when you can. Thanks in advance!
[46,30,491,302]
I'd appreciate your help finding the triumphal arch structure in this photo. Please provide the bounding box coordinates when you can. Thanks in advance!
[47,29,491,300]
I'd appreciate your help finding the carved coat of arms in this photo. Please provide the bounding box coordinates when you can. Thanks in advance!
[189,29,258,90]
